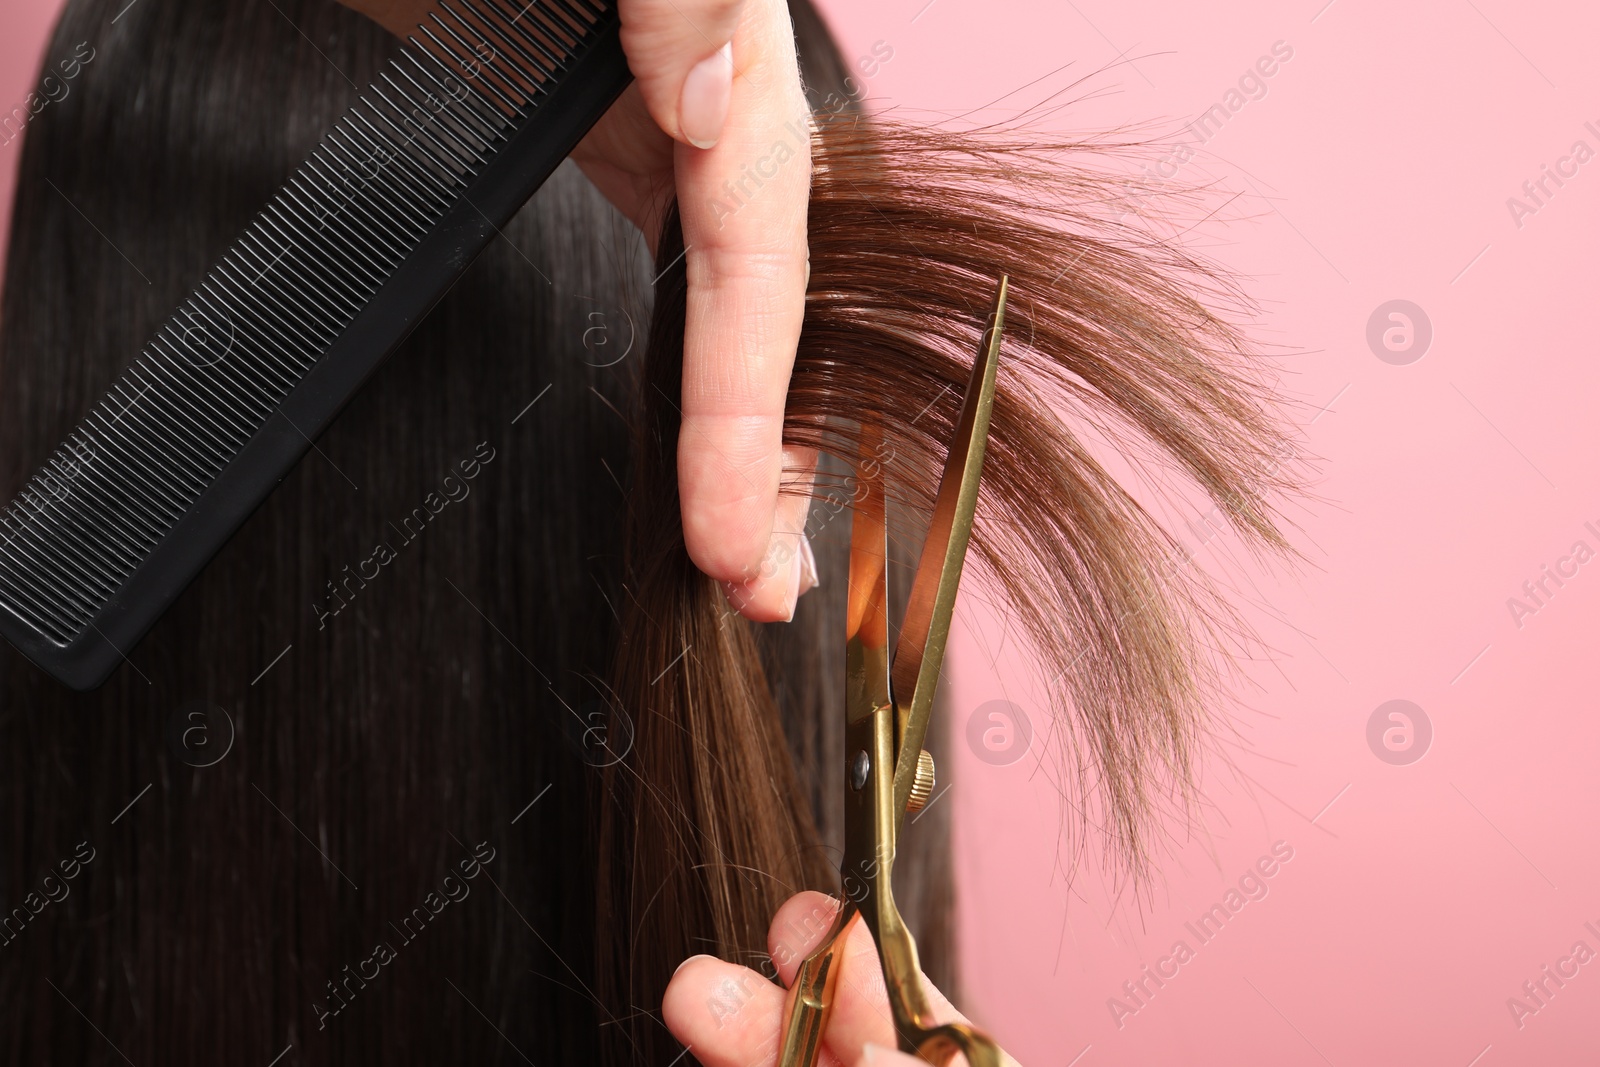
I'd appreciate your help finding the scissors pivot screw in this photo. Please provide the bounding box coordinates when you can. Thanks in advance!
[849,750,871,791]
[906,750,937,814]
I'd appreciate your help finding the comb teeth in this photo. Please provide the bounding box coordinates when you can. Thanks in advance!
[0,0,619,651]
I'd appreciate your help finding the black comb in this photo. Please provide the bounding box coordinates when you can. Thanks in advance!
[0,0,632,689]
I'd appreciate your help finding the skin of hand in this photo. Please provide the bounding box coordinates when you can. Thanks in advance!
[663,890,1023,1067]
[331,0,820,622]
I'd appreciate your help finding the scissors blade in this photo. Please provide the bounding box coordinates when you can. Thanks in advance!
[844,428,891,653]
[888,275,1008,819]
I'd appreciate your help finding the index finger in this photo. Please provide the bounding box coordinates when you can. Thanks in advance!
[672,0,811,588]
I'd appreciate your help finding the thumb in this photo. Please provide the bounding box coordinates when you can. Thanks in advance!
[617,0,747,148]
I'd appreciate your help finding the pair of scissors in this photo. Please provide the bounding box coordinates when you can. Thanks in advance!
[776,277,1011,1066]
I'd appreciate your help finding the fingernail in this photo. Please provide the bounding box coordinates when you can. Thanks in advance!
[673,953,715,977]
[782,545,801,622]
[681,41,733,149]
[797,533,819,596]
[860,1044,890,1065]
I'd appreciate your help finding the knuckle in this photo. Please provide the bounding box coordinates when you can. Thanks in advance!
[692,244,805,287]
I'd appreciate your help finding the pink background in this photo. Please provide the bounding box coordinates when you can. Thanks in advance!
[4,1,1599,1064]
[816,2,1600,1065]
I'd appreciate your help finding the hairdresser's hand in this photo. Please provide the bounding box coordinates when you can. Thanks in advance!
[664,891,1023,1067]
[575,0,817,624]
[335,0,817,623]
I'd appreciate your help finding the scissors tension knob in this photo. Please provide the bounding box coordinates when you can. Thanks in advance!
[905,749,936,814]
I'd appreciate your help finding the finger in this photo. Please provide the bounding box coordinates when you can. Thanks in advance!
[862,1044,1026,1067]
[767,892,900,1059]
[766,890,844,984]
[675,0,811,592]
[662,953,848,1067]
[719,445,819,622]
[617,0,746,148]
[858,1047,926,1067]
[664,892,978,1067]
[767,892,983,1063]
[333,0,433,36]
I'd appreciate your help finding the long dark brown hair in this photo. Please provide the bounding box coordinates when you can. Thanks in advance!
[0,0,1302,1063]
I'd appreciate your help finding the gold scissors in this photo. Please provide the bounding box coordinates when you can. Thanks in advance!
[776,276,1011,1066]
